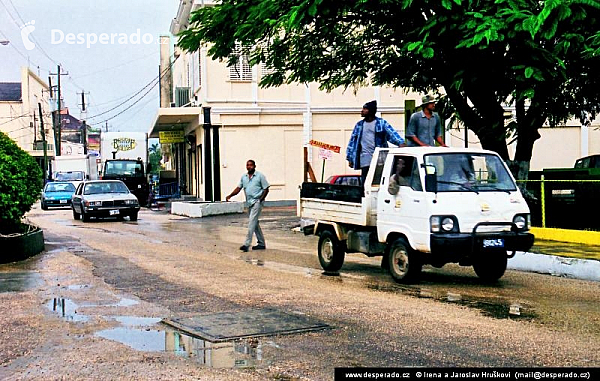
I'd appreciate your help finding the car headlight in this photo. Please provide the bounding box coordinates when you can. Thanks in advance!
[430,216,458,233]
[513,214,530,231]
[125,199,138,205]
[84,201,102,207]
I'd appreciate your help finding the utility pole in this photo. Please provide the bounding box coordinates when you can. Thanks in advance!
[50,64,68,156]
[39,103,48,182]
[79,90,89,154]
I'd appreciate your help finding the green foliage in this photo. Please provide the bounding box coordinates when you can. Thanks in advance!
[148,143,163,175]
[178,0,600,163]
[0,132,43,232]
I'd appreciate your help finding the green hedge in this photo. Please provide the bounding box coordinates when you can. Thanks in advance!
[0,131,43,233]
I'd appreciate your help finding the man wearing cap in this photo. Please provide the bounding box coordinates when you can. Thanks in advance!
[406,94,447,147]
[346,100,405,185]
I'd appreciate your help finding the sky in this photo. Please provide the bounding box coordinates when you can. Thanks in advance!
[0,0,179,133]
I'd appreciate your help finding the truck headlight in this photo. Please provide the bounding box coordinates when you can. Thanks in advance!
[431,216,459,233]
[513,214,530,231]
[441,217,454,232]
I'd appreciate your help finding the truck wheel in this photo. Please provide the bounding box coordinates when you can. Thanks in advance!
[388,238,421,283]
[473,249,507,282]
[72,207,80,220]
[318,230,345,272]
[129,212,138,221]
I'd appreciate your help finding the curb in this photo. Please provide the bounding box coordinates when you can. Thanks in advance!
[530,227,600,245]
[509,251,600,282]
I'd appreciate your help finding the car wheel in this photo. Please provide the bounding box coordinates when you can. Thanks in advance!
[81,209,90,222]
[388,237,421,283]
[41,202,48,210]
[129,212,138,221]
[473,249,507,283]
[72,207,80,220]
[317,230,345,272]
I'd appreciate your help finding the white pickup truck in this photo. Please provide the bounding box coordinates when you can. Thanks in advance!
[299,147,534,283]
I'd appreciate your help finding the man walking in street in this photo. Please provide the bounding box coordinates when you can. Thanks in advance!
[346,100,405,186]
[226,159,270,252]
[405,94,447,147]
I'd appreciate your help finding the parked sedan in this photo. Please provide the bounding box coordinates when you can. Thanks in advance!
[325,174,362,186]
[72,180,140,222]
[41,181,77,210]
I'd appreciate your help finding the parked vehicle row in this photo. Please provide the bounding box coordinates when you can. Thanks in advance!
[40,180,140,222]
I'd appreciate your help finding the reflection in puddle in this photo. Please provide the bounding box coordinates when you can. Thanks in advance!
[47,298,89,322]
[366,283,534,320]
[0,272,42,293]
[95,325,266,369]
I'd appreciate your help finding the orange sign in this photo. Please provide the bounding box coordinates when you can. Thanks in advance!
[309,140,340,154]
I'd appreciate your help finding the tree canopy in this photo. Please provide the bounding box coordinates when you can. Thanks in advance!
[178,0,600,173]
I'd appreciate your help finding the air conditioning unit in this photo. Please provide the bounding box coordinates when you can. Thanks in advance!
[175,87,191,107]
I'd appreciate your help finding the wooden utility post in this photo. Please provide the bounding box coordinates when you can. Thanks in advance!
[50,64,68,156]
[38,103,48,182]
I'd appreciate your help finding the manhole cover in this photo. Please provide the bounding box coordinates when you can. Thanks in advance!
[163,308,329,342]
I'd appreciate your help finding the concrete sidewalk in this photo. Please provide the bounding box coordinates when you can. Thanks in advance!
[509,227,600,282]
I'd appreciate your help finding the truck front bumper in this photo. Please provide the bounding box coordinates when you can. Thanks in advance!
[431,231,534,256]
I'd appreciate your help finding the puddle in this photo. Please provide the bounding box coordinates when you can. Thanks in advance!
[47,298,89,322]
[66,284,91,290]
[108,316,162,326]
[114,297,139,307]
[366,283,535,320]
[0,272,43,293]
[95,325,267,368]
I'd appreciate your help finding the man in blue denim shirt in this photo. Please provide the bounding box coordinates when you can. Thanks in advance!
[346,100,405,185]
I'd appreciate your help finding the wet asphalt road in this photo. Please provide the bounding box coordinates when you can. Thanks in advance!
[1,204,599,379]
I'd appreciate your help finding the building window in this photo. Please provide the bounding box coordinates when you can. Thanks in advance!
[229,43,252,81]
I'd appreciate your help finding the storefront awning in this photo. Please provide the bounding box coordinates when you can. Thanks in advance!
[148,107,203,138]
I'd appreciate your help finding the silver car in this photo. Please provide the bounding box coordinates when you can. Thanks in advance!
[72,180,140,222]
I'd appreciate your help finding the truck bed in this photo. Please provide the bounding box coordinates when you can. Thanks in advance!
[299,182,369,226]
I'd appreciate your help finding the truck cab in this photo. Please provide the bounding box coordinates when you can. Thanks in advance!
[300,147,534,283]
[101,159,149,206]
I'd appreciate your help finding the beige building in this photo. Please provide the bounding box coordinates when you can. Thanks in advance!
[149,1,421,201]
[0,67,54,176]
[149,0,599,201]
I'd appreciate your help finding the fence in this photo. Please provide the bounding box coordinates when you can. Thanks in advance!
[519,177,600,231]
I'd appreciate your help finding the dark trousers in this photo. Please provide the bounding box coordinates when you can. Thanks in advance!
[361,167,369,187]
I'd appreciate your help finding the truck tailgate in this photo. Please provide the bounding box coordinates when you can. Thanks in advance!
[299,198,368,226]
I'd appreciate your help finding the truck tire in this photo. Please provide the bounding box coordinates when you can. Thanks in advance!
[72,207,80,220]
[473,249,507,282]
[388,238,421,283]
[318,230,345,272]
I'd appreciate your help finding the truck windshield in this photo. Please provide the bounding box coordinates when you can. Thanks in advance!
[54,171,84,181]
[424,153,517,192]
[104,161,144,177]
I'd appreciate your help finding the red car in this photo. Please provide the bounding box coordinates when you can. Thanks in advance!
[324,174,362,186]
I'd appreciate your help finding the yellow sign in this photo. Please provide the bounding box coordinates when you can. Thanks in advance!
[309,140,340,154]
[159,130,185,144]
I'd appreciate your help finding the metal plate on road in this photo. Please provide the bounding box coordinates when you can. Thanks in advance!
[162,308,330,343]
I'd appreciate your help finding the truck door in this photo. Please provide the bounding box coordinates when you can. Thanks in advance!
[377,155,428,249]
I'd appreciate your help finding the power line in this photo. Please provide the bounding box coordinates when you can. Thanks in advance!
[69,51,157,80]
[86,55,178,121]
[1,0,58,66]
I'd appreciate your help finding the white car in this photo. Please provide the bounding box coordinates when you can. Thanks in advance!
[72,180,140,222]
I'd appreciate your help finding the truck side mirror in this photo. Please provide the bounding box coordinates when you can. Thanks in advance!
[424,164,437,193]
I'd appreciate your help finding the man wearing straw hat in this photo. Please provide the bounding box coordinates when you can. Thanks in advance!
[406,94,447,147]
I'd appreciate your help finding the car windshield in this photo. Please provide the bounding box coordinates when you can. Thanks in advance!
[424,153,517,192]
[45,183,76,192]
[54,171,84,181]
[84,182,130,195]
